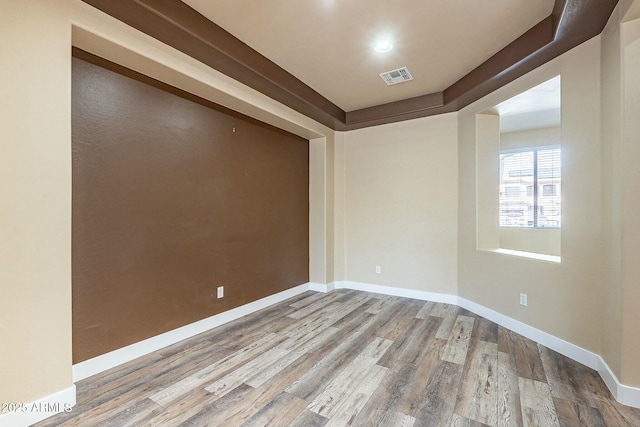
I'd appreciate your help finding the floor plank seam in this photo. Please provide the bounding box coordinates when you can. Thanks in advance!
[33,290,640,427]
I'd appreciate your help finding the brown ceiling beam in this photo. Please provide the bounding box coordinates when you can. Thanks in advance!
[553,0,619,46]
[442,17,554,108]
[552,0,570,37]
[82,0,346,130]
[345,0,618,129]
[345,92,444,126]
[344,15,554,129]
[442,0,617,113]
[81,0,618,132]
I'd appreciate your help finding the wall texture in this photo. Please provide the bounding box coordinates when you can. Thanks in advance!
[600,0,626,381]
[458,37,603,354]
[0,0,73,404]
[342,114,458,294]
[596,0,640,388]
[5,0,640,413]
[619,14,640,387]
[0,0,330,407]
[499,126,562,256]
[72,56,309,362]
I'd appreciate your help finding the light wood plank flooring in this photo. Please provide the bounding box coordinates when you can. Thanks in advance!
[35,290,640,426]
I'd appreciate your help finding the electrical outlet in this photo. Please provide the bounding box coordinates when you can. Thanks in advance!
[520,293,528,307]
[217,286,224,299]
[375,265,381,274]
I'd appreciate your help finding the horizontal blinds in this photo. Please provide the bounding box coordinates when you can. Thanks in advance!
[499,147,561,228]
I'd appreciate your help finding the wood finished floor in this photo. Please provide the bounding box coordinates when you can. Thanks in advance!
[35,289,640,427]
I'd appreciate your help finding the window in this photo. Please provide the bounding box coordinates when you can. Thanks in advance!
[499,146,561,228]
[504,186,520,197]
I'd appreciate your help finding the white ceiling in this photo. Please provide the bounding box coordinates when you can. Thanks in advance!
[494,76,561,133]
[495,76,561,117]
[182,0,555,112]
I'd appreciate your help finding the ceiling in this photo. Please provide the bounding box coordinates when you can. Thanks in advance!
[183,0,553,112]
[493,75,561,133]
[82,0,619,131]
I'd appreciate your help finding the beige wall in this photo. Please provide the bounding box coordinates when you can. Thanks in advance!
[342,114,458,294]
[458,37,603,354]
[309,133,339,284]
[5,0,640,409]
[499,228,561,257]
[310,138,328,284]
[599,0,640,388]
[499,126,562,256]
[476,114,501,250]
[620,14,640,387]
[500,126,560,150]
[475,120,562,256]
[333,132,347,282]
[1,0,73,403]
[0,0,334,405]
[600,0,627,381]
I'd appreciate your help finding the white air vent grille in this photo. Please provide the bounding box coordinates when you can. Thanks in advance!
[380,67,413,86]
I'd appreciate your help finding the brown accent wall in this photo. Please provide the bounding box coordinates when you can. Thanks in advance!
[72,55,309,363]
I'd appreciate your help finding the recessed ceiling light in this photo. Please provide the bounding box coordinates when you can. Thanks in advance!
[374,40,393,53]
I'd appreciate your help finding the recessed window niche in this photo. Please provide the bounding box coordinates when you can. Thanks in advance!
[476,76,561,261]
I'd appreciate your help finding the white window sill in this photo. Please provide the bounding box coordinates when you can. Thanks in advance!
[488,248,561,263]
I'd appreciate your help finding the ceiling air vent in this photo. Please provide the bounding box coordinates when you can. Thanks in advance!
[380,67,413,86]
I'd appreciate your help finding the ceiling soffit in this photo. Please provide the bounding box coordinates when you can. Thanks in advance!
[81,0,618,131]
[183,0,554,112]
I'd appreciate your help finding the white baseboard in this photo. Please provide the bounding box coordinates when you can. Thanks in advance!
[308,282,333,292]
[598,358,640,408]
[331,280,458,305]
[327,280,640,409]
[37,279,639,420]
[455,297,640,409]
[457,297,601,370]
[457,296,640,408]
[72,282,312,382]
[618,380,640,409]
[0,384,76,427]
[599,357,621,400]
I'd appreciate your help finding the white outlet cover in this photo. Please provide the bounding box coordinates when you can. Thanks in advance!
[520,293,527,306]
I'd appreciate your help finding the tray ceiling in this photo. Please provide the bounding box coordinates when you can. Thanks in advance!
[81,0,620,130]
[183,0,554,112]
